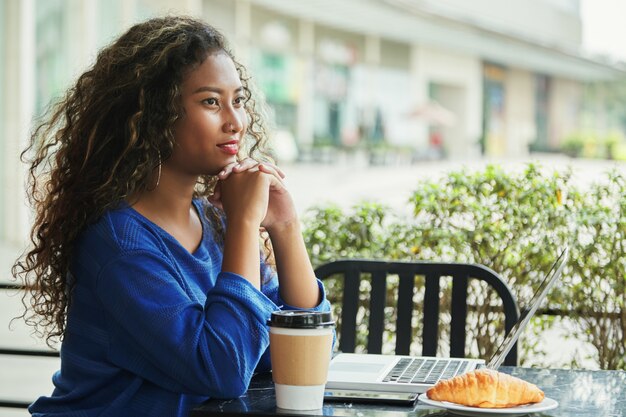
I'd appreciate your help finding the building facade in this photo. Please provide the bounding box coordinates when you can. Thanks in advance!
[1,0,624,248]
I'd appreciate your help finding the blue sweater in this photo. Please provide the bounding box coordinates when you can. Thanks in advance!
[29,199,331,417]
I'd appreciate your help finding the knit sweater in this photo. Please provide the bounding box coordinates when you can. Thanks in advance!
[29,199,331,417]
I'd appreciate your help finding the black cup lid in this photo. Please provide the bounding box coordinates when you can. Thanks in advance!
[268,310,335,329]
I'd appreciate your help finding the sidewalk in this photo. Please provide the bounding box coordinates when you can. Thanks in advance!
[283,153,625,215]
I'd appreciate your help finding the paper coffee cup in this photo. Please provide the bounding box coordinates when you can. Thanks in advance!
[268,310,335,410]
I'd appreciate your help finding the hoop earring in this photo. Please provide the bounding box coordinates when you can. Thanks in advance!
[155,151,162,188]
[149,151,162,191]
[154,151,161,188]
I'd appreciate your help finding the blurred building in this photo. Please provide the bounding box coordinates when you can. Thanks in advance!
[1,0,625,246]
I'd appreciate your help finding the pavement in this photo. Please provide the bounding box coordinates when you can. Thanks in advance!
[283,153,625,215]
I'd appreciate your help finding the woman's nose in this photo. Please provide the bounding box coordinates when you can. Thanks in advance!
[223,112,244,133]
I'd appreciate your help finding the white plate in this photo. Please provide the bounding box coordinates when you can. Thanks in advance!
[417,393,558,417]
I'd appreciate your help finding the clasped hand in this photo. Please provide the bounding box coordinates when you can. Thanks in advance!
[208,159,297,231]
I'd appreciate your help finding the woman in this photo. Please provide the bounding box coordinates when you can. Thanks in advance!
[13,16,330,417]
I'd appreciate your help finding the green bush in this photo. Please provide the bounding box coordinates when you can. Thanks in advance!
[560,133,586,157]
[560,131,626,160]
[613,143,626,161]
[302,164,626,370]
[564,171,626,369]
[604,131,625,160]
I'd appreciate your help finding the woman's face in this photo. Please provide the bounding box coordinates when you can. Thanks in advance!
[167,51,248,177]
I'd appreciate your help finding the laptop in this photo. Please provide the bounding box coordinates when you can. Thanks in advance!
[325,247,569,394]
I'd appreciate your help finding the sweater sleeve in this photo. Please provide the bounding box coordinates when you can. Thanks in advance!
[95,250,277,398]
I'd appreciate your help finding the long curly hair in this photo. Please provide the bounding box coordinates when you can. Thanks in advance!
[12,16,274,346]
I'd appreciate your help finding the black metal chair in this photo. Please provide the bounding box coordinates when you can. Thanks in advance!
[314,260,520,366]
[0,282,60,409]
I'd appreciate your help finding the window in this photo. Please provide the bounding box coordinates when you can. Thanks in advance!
[35,0,67,116]
[544,0,580,15]
[0,0,6,238]
[535,74,551,149]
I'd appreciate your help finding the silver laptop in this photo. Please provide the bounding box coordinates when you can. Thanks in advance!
[326,247,569,394]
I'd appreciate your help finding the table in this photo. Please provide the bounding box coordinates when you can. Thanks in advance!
[191,366,626,416]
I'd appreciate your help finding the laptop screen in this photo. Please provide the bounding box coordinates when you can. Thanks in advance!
[487,246,569,369]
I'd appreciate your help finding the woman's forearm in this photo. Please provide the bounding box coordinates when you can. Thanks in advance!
[267,220,321,308]
[222,218,261,289]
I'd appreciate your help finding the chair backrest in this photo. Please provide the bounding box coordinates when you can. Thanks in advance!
[0,282,60,409]
[314,260,520,366]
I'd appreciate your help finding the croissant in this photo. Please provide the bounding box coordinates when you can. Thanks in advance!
[426,369,545,408]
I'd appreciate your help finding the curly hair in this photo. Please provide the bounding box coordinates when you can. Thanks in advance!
[12,16,274,346]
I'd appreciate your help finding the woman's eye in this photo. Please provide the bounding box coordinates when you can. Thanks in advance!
[234,96,246,106]
[203,98,218,106]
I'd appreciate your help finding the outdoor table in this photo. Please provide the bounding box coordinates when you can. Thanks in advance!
[191,366,626,416]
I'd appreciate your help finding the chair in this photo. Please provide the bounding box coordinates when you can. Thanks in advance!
[0,282,60,409]
[314,260,520,366]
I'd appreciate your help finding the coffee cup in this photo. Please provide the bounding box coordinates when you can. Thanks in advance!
[268,310,335,410]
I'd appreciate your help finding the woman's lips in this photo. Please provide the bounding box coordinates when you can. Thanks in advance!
[218,141,239,155]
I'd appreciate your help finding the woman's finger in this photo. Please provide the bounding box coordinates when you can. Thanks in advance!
[258,164,286,191]
[273,164,286,179]
[259,161,286,179]
[217,161,239,180]
[232,159,286,178]
[258,163,281,178]
[232,158,259,173]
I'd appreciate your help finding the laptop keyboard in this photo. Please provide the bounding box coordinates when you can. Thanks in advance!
[381,358,471,385]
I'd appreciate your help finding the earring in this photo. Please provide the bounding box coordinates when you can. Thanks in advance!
[153,150,162,189]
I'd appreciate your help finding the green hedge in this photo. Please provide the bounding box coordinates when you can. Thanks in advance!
[302,164,625,370]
